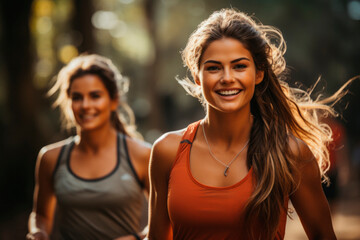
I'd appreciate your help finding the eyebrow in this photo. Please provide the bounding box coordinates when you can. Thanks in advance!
[89,90,103,94]
[203,57,250,65]
[70,90,104,95]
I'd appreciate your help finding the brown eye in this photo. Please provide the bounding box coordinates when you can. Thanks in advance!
[90,91,102,99]
[91,93,100,99]
[234,64,246,69]
[206,66,220,71]
[71,93,82,101]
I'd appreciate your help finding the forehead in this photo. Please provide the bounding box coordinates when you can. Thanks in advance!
[69,74,106,92]
[200,37,253,64]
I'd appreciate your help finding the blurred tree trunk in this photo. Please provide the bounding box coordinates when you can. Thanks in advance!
[0,0,96,220]
[143,0,165,130]
[0,0,40,213]
[73,0,95,53]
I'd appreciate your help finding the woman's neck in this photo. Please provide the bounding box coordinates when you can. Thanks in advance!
[76,125,117,153]
[203,108,253,149]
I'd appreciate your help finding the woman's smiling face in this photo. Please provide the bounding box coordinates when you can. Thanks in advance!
[197,37,264,114]
[69,74,118,131]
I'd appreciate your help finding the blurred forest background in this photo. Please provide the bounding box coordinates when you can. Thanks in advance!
[0,0,359,239]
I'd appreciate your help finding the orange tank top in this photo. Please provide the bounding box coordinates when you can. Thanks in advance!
[167,121,288,240]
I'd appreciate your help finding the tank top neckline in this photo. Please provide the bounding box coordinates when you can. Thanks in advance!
[185,120,253,190]
[66,133,121,182]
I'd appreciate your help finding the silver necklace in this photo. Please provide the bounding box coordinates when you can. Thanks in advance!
[202,122,250,177]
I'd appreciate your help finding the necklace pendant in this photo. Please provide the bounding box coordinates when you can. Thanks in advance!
[224,166,229,177]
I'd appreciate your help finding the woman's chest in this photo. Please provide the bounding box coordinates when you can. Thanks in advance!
[168,162,254,228]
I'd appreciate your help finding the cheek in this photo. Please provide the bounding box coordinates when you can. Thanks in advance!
[201,73,217,85]
[71,101,80,112]
[99,99,115,111]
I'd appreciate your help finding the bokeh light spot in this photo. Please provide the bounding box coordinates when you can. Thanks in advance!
[58,45,78,63]
[36,58,53,78]
[348,1,360,20]
[109,20,128,38]
[118,0,134,4]
[36,16,53,34]
[33,0,54,17]
[92,11,118,30]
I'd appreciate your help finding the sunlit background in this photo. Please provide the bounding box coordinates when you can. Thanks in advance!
[0,0,359,239]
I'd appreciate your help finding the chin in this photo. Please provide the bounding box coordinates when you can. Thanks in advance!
[215,104,243,112]
[218,106,250,115]
[78,123,101,131]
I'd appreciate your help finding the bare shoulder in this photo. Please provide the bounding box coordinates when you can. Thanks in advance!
[287,135,320,181]
[37,138,72,172]
[288,135,315,165]
[126,136,152,161]
[152,129,186,158]
[150,129,186,178]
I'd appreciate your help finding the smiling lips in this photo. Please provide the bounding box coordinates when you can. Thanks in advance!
[80,113,97,121]
[216,89,241,96]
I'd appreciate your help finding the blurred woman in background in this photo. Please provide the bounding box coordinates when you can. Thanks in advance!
[27,54,150,240]
[146,8,349,239]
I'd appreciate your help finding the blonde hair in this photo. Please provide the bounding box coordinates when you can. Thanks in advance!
[49,54,141,138]
[179,8,354,239]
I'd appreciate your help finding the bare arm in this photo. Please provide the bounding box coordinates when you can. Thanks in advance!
[27,146,60,240]
[290,139,337,240]
[147,132,182,240]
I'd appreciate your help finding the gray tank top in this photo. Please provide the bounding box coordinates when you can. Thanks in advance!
[52,133,145,240]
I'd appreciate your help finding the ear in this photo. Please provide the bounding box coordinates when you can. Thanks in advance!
[255,70,264,85]
[194,75,201,86]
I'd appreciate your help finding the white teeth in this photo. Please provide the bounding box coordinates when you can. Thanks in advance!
[218,89,240,96]
[81,115,95,120]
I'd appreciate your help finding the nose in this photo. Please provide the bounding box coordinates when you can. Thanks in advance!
[81,97,91,109]
[220,67,234,84]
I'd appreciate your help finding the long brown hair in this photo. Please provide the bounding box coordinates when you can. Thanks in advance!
[49,54,141,138]
[179,8,354,239]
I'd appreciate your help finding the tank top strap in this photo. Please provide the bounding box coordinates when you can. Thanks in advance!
[180,120,202,144]
[171,120,202,172]
[52,137,75,179]
[118,132,144,189]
